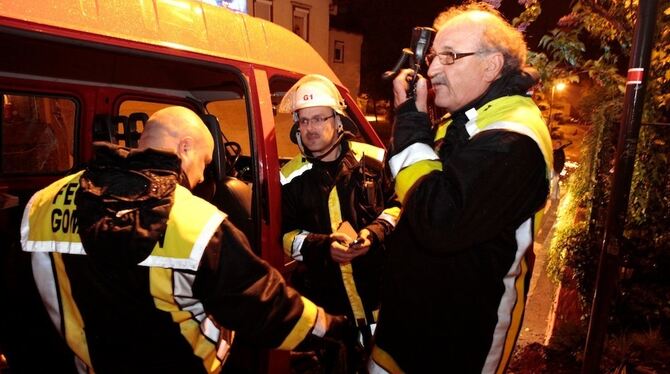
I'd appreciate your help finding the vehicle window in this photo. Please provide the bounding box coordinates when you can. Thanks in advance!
[206,98,250,156]
[119,101,172,119]
[117,101,175,147]
[269,78,300,161]
[1,93,76,174]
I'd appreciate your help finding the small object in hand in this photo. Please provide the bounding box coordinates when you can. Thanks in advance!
[350,237,365,248]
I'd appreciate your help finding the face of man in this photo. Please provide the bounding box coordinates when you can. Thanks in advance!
[427,19,494,113]
[297,106,339,158]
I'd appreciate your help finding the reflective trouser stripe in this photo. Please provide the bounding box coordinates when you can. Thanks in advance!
[368,345,404,374]
[51,253,93,371]
[482,218,534,374]
[327,187,367,326]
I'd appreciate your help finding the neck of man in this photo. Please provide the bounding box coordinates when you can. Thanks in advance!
[314,142,341,162]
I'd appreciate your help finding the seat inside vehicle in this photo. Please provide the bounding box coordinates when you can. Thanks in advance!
[195,114,256,250]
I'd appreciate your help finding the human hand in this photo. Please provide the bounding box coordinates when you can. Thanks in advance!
[393,68,428,113]
[348,228,372,257]
[329,232,357,264]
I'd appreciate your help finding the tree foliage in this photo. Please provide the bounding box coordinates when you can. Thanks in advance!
[502,0,670,351]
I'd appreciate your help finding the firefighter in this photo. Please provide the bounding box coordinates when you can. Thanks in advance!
[279,74,401,372]
[369,3,554,373]
[20,106,344,373]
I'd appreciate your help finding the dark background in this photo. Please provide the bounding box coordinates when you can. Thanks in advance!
[331,0,573,99]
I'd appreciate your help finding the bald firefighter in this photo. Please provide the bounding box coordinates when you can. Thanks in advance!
[21,106,344,373]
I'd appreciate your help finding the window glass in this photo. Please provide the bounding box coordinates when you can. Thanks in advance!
[270,79,300,161]
[206,98,250,156]
[119,101,172,119]
[1,93,76,174]
[292,5,309,41]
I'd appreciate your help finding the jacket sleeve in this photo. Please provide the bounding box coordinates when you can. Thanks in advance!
[281,182,332,266]
[362,161,401,244]
[388,103,549,255]
[193,219,320,350]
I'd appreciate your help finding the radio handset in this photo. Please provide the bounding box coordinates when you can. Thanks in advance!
[382,26,436,99]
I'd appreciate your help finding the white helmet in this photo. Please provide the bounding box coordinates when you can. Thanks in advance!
[278,74,358,147]
[278,74,347,116]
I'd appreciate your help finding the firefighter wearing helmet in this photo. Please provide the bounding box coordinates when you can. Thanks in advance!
[278,74,356,161]
[279,74,401,372]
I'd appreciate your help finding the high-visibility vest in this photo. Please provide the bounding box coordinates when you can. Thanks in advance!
[21,171,231,373]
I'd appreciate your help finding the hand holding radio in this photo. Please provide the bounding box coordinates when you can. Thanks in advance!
[392,69,429,113]
[382,26,435,100]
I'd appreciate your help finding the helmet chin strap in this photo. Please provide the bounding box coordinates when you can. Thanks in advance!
[297,130,344,162]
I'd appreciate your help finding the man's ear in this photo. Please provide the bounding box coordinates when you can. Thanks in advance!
[483,52,504,82]
[177,136,195,159]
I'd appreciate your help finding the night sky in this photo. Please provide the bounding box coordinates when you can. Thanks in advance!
[331,0,573,99]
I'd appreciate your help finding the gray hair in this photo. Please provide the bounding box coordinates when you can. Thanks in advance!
[433,2,527,76]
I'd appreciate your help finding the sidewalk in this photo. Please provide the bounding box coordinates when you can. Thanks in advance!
[516,196,561,347]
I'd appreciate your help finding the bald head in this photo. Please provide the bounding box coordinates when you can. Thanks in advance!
[139,106,214,189]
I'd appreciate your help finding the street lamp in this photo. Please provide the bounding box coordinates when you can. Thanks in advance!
[547,82,566,134]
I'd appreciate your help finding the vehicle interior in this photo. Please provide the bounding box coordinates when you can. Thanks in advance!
[0,27,266,246]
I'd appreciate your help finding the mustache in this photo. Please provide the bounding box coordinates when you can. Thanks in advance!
[430,76,447,86]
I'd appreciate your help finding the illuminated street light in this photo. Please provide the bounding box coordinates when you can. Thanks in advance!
[548,82,566,134]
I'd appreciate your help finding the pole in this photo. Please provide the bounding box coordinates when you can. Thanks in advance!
[581,0,659,373]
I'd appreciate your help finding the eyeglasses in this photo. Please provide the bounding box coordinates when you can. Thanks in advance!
[298,114,335,127]
[425,50,479,66]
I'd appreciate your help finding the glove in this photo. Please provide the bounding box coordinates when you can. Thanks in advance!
[294,307,349,352]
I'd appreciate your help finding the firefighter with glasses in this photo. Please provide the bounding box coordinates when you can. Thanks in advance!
[279,74,400,372]
[369,3,554,373]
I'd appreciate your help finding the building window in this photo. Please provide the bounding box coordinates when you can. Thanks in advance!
[333,40,344,63]
[201,0,248,13]
[254,0,272,21]
[292,4,309,41]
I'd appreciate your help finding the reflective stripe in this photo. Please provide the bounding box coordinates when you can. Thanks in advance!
[469,121,553,179]
[359,322,378,347]
[173,271,205,321]
[278,296,319,350]
[482,218,533,373]
[435,122,447,142]
[21,172,85,255]
[350,141,386,162]
[139,186,226,271]
[33,252,88,374]
[388,142,439,177]
[280,156,313,185]
[31,252,62,333]
[433,96,552,180]
[369,345,404,374]
[328,187,367,325]
[312,307,328,337]
[282,229,308,261]
[368,357,389,374]
[23,240,85,254]
[394,160,442,204]
[52,253,93,369]
[378,207,401,228]
[150,267,224,370]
